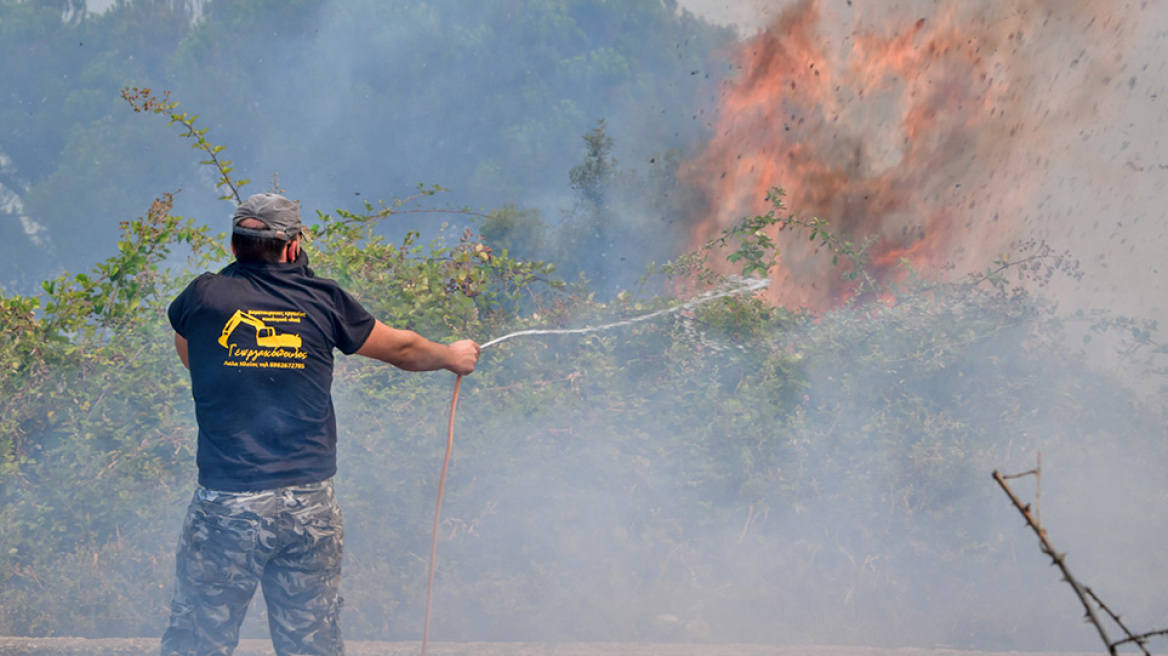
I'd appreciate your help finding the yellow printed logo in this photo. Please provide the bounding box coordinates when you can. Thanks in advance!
[218,309,308,369]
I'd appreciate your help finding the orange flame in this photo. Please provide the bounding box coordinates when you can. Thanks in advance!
[681,0,1122,311]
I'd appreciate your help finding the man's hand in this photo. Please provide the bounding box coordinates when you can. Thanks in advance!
[445,339,480,376]
[357,321,480,375]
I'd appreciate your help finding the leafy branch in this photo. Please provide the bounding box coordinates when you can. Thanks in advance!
[763,187,878,293]
[661,186,876,296]
[120,87,249,202]
[39,192,226,337]
[322,183,497,229]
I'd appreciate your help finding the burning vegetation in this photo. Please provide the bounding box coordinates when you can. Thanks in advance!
[683,0,1131,310]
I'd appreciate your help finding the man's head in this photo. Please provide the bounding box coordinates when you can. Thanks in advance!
[231,193,303,263]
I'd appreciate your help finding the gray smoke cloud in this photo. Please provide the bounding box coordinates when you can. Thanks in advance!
[2,0,728,293]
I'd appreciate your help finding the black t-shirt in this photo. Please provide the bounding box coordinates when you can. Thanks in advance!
[168,253,377,491]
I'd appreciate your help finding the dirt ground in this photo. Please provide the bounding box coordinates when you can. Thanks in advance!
[0,638,1101,656]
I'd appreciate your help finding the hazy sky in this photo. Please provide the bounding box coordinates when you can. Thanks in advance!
[87,0,772,28]
[676,0,772,32]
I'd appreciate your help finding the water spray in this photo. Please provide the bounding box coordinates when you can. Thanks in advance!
[479,276,770,349]
[420,276,769,655]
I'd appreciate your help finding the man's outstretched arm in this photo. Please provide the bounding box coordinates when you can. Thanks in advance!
[356,320,480,375]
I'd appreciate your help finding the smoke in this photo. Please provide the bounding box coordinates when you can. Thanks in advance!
[2,0,729,294]
[306,309,1168,650]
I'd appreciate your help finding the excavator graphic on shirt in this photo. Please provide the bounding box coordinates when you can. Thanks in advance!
[218,310,303,349]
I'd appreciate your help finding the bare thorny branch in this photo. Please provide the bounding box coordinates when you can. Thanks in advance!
[994,456,1164,655]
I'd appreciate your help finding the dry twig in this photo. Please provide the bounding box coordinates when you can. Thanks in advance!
[993,457,1165,655]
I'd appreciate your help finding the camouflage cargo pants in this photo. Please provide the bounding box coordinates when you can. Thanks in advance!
[161,479,345,656]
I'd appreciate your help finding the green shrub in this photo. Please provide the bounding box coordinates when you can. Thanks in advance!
[2,114,1165,651]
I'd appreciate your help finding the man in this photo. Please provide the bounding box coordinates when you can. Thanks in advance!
[162,192,479,656]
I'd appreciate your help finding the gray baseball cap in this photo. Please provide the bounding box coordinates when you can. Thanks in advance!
[232,193,302,240]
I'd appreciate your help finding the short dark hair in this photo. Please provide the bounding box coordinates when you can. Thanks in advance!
[232,217,289,263]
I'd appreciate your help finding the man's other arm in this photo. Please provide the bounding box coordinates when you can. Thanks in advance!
[356,320,479,375]
[174,333,191,370]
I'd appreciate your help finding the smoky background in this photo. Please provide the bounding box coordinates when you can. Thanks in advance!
[0,0,729,293]
[301,291,1166,651]
[1,0,1166,652]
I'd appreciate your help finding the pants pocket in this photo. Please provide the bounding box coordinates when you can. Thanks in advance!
[181,502,259,585]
